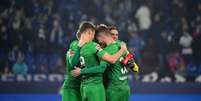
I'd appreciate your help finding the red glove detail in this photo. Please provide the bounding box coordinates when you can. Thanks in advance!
[121,53,134,65]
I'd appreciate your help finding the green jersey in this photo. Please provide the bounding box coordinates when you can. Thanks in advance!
[79,41,105,85]
[62,40,81,89]
[102,42,129,85]
[80,41,130,101]
[81,42,129,86]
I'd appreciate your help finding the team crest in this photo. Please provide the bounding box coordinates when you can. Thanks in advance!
[68,50,75,56]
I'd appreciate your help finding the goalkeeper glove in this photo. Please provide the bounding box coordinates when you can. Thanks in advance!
[121,53,139,73]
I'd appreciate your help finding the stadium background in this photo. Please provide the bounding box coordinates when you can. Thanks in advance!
[0,0,201,101]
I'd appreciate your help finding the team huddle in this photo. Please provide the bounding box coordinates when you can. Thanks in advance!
[60,21,139,101]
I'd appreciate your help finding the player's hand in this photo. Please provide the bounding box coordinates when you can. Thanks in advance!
[120,42,127,51]
[71,68,81,77]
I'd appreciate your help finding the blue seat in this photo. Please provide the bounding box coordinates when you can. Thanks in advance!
[35,53,48,66]
[198,64,201,75]
[47,53,60,71]
[187,63,199,77]
[25,53,36,73]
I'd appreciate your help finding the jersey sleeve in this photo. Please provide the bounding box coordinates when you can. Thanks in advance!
[97,50,106,58]
[80,61,109,74]
[69,47,81,67]
[65,50,73,69]
[94,43,107,58]
[67,40,80,68]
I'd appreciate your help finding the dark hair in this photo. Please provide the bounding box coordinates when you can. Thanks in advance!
[76,21,96,37]
[95,24,111,37]
[108,26,117,31]
[76,30,81,39]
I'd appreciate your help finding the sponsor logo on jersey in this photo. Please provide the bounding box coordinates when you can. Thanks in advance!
[119,76,128,80]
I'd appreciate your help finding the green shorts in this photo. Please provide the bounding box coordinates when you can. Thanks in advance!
[80,83,106,101]
[61,87,81,101]
[106,85,130,101]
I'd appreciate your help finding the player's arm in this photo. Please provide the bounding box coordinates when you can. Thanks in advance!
[71,61,109,77]
[100,49,124,64]
[97,43,127,64]
[65,49,79,69]
[81,61,109,74]
[69,34,89,67]
[69,47,81,67]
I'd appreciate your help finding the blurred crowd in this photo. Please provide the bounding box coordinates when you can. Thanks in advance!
[0,0,200,82]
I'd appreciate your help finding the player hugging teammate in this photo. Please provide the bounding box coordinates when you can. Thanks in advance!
[61,21,139,101]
